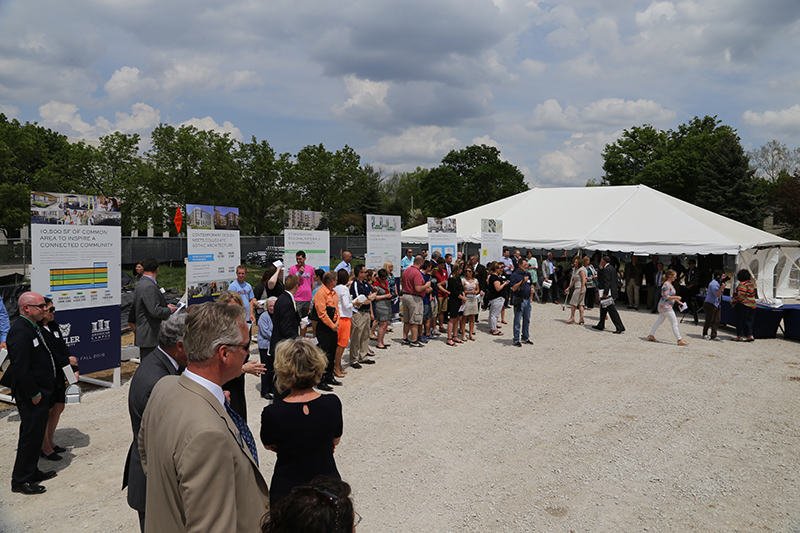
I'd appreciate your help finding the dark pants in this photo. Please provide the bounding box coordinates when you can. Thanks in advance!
[585,287,596,309]
[12,394,51,485]
[259,348,274,398]
[598,302,624,332]
[734,305,755,338]
[542,281,559,303]
[316,322,337,381]
[703,302,721,338]
[684,287,700,324]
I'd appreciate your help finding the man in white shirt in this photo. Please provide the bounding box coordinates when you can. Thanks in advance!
[334,251,352,274]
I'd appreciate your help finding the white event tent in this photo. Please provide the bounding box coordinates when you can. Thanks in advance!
[401,185,800,302]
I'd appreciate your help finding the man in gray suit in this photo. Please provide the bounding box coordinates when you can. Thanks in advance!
[133,258,177,358]
[123,313,187,532]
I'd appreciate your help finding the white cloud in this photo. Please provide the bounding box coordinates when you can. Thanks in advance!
[0,104,20,118]
[537,130,621,186]
[331,75,391,125]
[530,98,674,132]
[742,105,800,136]
[223,70,263,92]
[179,116,244,142]
[38,101,112,139]
[635,1,677,27]
[519,58,546,76]
[104,67,159,103]
[363,126,460,165]
[114,103,161,132]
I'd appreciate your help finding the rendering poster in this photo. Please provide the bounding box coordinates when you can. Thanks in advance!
[481,218,503,262]
[285,210,330,272]
[186,204,241,301]
[30,191,122,374]
[427,217,457,259]
[365,214,401,270]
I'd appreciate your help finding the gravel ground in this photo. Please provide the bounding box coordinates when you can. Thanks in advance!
[1,303,799,532]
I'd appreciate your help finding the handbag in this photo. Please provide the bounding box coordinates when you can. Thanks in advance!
[600,297,614,308]
[542,280,552,289]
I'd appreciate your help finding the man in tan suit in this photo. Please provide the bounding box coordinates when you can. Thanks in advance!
[139,302,268,532]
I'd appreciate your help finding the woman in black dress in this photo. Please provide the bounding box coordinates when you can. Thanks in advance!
[261,338,343,506]
[446,264,466,346]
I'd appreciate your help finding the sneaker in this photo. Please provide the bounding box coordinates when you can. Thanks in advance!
[418,336,429,344]
[409,341,423,348]
[702,335,711,340]
[523,339,534,345]
[712,337,723,342]
[402,338,411,345]
[513,341,522,347]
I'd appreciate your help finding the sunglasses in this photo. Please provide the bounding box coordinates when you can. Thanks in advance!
[47,307,56,313]
[224,343,251,362]
[30,303,49,309]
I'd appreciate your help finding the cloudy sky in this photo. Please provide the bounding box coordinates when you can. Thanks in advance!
[1,0,799,187]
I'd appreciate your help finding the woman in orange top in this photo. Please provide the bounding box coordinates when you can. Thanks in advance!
[313,271,341,390]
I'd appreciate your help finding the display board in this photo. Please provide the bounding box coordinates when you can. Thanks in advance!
[480,218,503,263]
[30,191,122,375]
[366,214,402,270]
[285,210,330,272]
[427,217,457,259]
[186,204,241,302]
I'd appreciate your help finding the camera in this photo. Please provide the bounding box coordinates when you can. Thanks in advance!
[720,275,730,284]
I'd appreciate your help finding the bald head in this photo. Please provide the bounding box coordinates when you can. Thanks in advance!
[18,291,46,321]
[413,254,424,266]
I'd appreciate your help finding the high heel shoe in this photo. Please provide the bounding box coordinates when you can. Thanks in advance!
[566,318,575,324]
[577,320,584,325]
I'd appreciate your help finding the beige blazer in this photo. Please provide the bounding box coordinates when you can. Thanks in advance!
[139,374,269,532]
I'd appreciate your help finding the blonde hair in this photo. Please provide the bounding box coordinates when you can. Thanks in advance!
[217,290,244,306]
[664,268,677,280]
[273,338,328,392]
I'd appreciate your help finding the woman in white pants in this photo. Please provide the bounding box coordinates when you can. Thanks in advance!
[648,269,689,346]
[486,262,508,336]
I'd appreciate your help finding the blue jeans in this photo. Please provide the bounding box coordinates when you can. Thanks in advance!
[513,299,531,343]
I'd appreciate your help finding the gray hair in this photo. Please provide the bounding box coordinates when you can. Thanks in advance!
[158,312,186,350]
[263,296,278,310]
[183,302,246,364]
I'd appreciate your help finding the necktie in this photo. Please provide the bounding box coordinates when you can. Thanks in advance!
[224,401,259,466]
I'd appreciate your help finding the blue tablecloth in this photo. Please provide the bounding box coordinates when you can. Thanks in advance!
[783,304,800,339]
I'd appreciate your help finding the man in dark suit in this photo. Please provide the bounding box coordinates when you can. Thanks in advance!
[5,292,62,494]
[268,274,302,394]
[138,303,269,531]
[133,258,177,358]
[123,313,187,531]
[592,256,626,334]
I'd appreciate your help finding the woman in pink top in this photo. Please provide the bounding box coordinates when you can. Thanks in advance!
[647,269,689,346]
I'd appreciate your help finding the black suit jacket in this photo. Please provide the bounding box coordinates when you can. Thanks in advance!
[270,292,300,355]
[123,347,181,511]
[3,317,65,400]
[598,263,619,299]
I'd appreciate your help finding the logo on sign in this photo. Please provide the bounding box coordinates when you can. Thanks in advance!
[59,323,80,347]
[90,318,112,342]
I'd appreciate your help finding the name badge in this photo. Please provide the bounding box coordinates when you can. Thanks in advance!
[33,338,40,347]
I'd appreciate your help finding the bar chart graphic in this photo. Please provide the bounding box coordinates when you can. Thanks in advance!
[50,263,109,291]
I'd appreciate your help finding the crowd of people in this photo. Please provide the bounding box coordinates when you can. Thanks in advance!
[0,247,764,531]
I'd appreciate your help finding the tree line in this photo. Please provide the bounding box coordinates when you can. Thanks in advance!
[0,114,528,237]
[598,115,800,240]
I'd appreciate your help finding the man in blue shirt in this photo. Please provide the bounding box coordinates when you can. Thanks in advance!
[334,251,352,275]
[703,270,726,341]
[509,259,534,347]
[400,249,414,272]
[229,265,257,325]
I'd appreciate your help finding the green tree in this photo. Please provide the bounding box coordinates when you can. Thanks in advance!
[601,116,769,227]
[420,145,528,217]
[236,137,283,235]
[748,140,800,182]
[771,170,800,240]
[147,124,241,233]
[696,130,766,227]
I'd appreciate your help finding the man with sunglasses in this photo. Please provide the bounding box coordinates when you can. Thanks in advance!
[4,292,64,494]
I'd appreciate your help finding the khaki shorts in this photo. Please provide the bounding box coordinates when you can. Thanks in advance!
[437,296,448,314]
[402,294,424,325]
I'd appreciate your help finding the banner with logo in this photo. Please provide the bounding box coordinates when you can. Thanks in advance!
[480,218,503,263]
[186,204,241,302]
[30,191,122,373]
[427,217,457,260]
[285,210,330,272]
[365,214,401,270]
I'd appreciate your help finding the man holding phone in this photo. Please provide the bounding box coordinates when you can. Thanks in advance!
[509,259,533,347]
